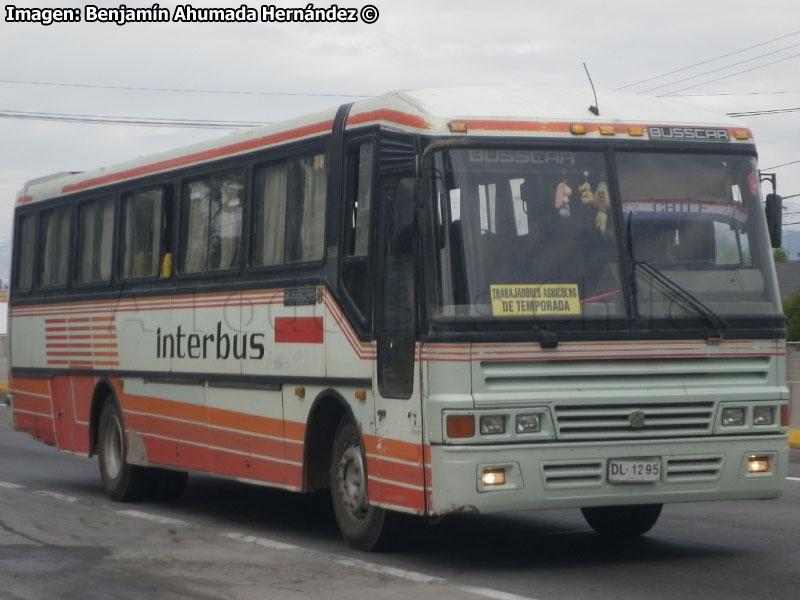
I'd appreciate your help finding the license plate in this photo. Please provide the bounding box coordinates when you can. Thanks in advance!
[608,458,661,483]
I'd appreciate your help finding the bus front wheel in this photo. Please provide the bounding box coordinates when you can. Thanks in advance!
[330,420,391,550]
[581,504,663,538]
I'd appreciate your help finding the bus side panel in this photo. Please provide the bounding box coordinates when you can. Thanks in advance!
[51,375,78,452]
[8,375,56,446]
[119,378,211,473]
[208,385,292,489]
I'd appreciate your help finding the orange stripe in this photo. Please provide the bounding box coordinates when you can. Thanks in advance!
[14,412,56,444]
[61,120,334,194]
[13,394,53,417]
[460,119,573,133]
[369,479,425,512]
[347,109,431,130]
[209,426,285,459]
[210,406,285,439]
[143,436,210,472]
[122,393,208,424]
[125,411,209,445]
[10,376,51,396]
[364,434,424,464]
[284,420,306,443]
[367,456,423,488]
[285,440,304,463]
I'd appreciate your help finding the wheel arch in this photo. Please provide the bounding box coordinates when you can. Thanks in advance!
[302,388,359,493]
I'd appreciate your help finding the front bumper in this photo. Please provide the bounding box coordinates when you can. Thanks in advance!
[428,435,789,515]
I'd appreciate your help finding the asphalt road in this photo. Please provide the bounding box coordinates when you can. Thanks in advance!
[1,407,798,600]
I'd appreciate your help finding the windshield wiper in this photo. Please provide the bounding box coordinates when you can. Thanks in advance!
[635,261,728,339]
[625,213,726,339]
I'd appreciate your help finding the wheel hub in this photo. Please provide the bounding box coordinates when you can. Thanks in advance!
[337,445,368,518]
[102,415,123,480]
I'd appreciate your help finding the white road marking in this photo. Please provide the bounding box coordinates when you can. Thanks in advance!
[787,476,800,482]
[35,490,77,503]
[0,481,24,489]
[221,532,300,551]
[225,533,540,600]
[334,557,446,584]
[116,509,186,525]
[458,586,540,600]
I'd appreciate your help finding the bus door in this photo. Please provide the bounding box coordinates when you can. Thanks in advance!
[373,177,426,514]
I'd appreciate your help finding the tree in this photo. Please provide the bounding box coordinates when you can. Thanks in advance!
[773,248,788,263]
[783,288,800,341]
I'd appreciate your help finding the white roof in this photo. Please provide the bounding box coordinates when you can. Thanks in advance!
[17,85,748,204]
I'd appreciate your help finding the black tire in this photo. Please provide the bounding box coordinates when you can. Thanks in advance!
[330,420,392,551]
[581,504,663,538]
[97,399,156,502]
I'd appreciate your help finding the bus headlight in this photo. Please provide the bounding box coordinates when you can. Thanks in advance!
[516,414,541,434]
[721,407,745,427]
[752,406,774,426]
[480,415,505,435]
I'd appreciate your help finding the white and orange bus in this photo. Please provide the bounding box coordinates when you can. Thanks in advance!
[6,86,789,549]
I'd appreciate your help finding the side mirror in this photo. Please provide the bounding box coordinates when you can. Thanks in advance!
[765,193,782,249]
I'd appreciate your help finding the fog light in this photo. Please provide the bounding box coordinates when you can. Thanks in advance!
[747,454,771,474]
[516,414,541,433]
[480,415,505,435]
[481,468,506,486]
[722,407,745,427]
[753,406,774,426]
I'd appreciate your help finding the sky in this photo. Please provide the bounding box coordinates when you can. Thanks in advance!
[1,0,799,253]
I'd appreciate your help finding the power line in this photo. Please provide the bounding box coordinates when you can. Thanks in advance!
[659,51,800,95]
[0,78,374,98]
[616,30,800,91]
[673,91,800,97]
[0,108,269,129]
[640,42,800,94]
[763,160,800,170]
[727,107,800,117]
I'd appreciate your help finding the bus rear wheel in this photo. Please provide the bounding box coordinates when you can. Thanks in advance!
[581,504,663,538]
[330,420,392,551]
[97,399,157,502]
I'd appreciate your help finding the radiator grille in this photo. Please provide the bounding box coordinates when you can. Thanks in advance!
[553,401,715,440]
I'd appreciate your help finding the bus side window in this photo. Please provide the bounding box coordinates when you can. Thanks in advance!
[14,213,36,292]
[286,154,327,264]
[120,187,167,280]
[76,197,115,284]
[342,139,375,323]
[38,206,72,289]
[180,171,244,274]
[252,152,327,267]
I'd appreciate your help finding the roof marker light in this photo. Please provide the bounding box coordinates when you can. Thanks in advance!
[448,121,468,133]
[628,126,645,137]
[733,129,751,140]
[570,124,587,135]
[599,126,616,136]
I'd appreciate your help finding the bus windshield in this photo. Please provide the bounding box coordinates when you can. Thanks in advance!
[428,147,781,325]
[620,152,780,319]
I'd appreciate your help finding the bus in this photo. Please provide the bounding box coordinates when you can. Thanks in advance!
[6,86,789,550]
